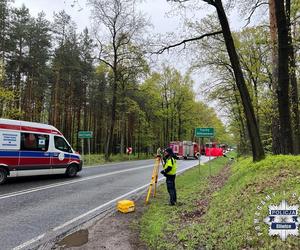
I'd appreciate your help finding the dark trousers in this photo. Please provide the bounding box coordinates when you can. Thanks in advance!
[166,175,177,205]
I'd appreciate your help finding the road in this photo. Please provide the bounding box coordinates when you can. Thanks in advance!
[0,157,211,250]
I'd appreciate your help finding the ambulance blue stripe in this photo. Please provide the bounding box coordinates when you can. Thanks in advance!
[20,152,51,158]
[0,151,80,159]
[0,151,19,157]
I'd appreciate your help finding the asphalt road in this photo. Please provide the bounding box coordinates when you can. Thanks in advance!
[0,156,211,250]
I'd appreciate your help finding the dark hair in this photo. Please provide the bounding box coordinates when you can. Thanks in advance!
[165,147,174,155]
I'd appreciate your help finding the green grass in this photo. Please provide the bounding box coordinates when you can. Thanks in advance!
[196,155,300,249]
[139,155,233,249]
[139,154,300,249]
[82,153,153,166]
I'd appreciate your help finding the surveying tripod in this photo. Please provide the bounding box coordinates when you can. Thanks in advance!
[145,155,163,204]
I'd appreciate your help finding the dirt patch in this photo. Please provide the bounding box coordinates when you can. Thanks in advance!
[53,195,148,250]
[180,163,232,222]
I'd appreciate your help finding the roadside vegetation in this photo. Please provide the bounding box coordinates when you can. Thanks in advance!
[82,153,153,166]
[139,154,234,249]
[139,154,300,249]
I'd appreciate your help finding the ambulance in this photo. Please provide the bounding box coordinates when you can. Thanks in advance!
[0,119,82,184]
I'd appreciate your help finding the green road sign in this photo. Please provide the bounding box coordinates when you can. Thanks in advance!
[195,127,214,137]
[78,131,93,139]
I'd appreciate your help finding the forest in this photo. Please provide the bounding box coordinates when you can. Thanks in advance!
[0,0,299,161]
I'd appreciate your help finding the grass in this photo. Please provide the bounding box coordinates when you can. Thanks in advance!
[139,154,233,249]
[81,153,153,166]
[138,154,300,249]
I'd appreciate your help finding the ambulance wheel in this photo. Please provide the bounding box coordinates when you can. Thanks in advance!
[66,164,78,177]
[0,168,8,184]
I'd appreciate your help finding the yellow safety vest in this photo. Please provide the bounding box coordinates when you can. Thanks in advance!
[163,157,177,175]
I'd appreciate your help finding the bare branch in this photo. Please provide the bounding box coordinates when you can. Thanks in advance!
[167,0,190,2]
[154,30,223,54]
[168,0,216,6]
[244,0,268,27]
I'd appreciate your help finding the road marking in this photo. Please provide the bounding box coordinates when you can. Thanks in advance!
[0,164,154,200]
[83,159,153,168]
[12,161,201,250]
[13,234,46,250]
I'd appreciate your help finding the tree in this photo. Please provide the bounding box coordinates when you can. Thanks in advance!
[286,0,300,154]
[23,12,51,122]
[167,0,265,161]
[88,0,149,159]
[0,0,11,63]
[6,5,31,112]
[268,0,281,154]
[274,0,294,154]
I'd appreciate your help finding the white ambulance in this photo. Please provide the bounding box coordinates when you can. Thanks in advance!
[0,119,82,184]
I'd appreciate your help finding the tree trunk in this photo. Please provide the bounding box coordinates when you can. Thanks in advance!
[76,105,81,151]
[233,83,248,154]
[120,111,125,155]
[286,0,300,154]
[105,76,117,160]
[214,0,265,161]
[274,0,294,154]
[269,0,281,154]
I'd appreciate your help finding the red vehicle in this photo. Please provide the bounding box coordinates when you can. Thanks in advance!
[169,141,200,159]
[204,142,224,157]
[169,141,224,159]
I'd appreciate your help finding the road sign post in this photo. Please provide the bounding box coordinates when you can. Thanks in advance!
[78,131,93,165]
[195,128,215,177]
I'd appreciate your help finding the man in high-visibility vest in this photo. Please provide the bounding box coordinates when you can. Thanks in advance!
[160,147,177,205]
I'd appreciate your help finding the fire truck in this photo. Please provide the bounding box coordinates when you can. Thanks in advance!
[169,141,200,159]
[169,141,224,159]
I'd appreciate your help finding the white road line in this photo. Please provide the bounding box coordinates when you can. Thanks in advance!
[83,159,153,168]
[13,234,46,250]
[0,164,153,200]
[12,162,201,250]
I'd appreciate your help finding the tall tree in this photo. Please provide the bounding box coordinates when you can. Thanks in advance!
[168,0,265,161]
[286,0,300,154]
[268,0,281,154]
[274,0,294,154]
[0,0,10,63]
[50,11,74,129]
[23,12,51,122]
[7,5,31,112]
[88,0,148,159]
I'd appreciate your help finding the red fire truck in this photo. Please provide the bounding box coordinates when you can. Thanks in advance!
[169,141,224,159]
[169,141,200,159]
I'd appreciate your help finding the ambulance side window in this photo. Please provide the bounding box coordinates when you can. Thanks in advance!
[21,133,49,151]
[54,136,72,153]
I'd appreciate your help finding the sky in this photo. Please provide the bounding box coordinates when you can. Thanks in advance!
[12,0,247,73]
[13,0,188,33]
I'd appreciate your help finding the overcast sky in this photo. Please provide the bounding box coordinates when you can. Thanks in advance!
[13,0,188,33]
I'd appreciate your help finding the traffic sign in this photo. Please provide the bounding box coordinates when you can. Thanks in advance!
[195,127,214,137]
[126,147,133,154]
[78,131,93,139]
